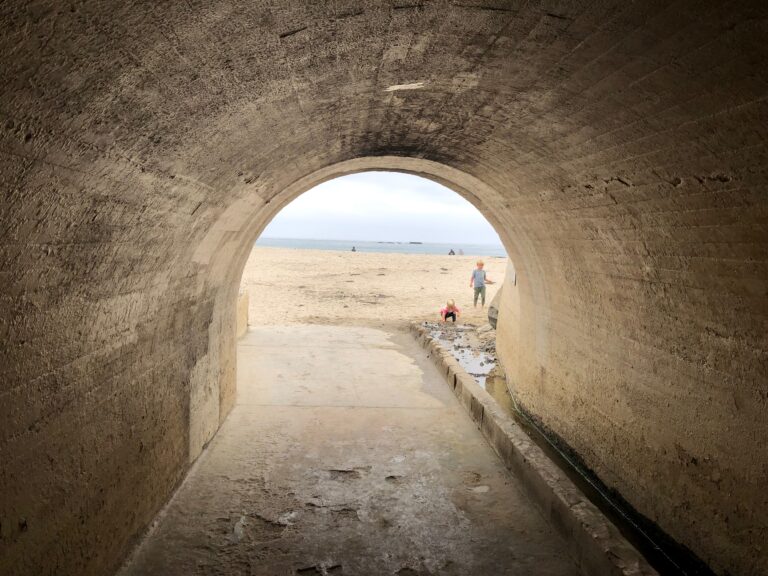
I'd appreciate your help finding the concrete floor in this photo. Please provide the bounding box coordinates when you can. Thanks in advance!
[119,325,583,576]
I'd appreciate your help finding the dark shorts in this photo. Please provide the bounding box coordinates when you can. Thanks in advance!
[443,311,457,322]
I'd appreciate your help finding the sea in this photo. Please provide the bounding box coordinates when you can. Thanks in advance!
[256,237,507,257]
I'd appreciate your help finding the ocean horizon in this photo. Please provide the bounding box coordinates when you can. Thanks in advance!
[256,237,507,257]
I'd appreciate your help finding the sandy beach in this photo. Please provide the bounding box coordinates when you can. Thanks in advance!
[240,247,508,329]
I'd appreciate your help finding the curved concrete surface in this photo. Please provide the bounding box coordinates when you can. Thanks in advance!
[119,325,583,576]
[1,3,766,575]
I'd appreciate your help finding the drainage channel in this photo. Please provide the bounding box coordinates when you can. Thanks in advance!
[419,322,716,576]
[423,322,497,388]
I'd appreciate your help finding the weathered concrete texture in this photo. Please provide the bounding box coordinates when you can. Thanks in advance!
[237,291,249,339]
[119,325,584,576]
[0,2,767,575]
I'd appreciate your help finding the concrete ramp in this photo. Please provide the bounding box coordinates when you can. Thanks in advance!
[119,325,583,576]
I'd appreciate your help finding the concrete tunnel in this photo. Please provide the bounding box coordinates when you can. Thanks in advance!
[0,1,766,575]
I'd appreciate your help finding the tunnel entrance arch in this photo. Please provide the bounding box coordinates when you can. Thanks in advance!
[235,158,539,355]
[188,155,541,464]
[227,156,533,284]
[236,167,516,348]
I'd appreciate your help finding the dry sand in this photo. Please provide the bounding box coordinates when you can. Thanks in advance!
[240,246,508,329]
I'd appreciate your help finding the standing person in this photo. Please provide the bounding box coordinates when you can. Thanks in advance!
[440,299,460,323]
[470,260,494,307]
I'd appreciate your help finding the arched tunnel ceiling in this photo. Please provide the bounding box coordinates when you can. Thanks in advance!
[4,1,766,197]
[1,2,767,576]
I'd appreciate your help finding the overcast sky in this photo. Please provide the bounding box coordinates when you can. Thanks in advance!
[261,171,502,245]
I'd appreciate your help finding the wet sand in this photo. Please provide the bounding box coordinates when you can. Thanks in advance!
[240,247,508,329]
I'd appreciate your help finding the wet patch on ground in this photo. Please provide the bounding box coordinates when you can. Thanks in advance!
[421,322,497,388]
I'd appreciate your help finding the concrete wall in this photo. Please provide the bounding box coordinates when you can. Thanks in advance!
[495,233,767,576]
[237,291,249,339]
[0,2,766,575]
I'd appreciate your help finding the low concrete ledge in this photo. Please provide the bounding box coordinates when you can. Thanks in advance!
[409,322,658,576]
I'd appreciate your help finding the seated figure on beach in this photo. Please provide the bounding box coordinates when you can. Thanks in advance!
[440,299,460,323]
[470,260,494,307]
[448,248,455,255]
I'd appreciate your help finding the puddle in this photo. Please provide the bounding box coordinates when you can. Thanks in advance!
[422,322,496,388]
